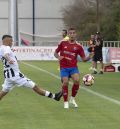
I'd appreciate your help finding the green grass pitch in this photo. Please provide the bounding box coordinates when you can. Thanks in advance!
[0,61,120,129]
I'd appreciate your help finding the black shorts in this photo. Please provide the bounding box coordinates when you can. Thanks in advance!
[93,53,103,62]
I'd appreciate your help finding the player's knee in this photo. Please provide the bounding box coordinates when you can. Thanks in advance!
[74,80,80,85]
[2,88,10,93]
[63,81,69,86]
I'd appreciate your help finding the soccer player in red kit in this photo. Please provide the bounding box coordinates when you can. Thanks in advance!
[54,28,93,109]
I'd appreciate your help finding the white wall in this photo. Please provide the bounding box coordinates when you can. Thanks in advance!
[18,0,73,35]
[34,0,73,35]
[0,0,8,17]
[0,0,8,41]
[35,0,72,18]
[0,0,73,43]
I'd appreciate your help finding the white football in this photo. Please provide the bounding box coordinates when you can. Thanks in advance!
[83,74,94,86]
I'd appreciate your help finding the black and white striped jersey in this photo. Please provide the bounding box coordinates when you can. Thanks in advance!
[0,45,20,78]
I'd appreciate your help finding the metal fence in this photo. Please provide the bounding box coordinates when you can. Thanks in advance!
[80,41,120,48]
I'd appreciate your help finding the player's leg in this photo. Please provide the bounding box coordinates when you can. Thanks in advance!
[71,73,80,97]
[0,80,14,101]
[60,68,69,108]
[99,61,104,74]
[15,74,62,101]
[92,55,98,74]
[32,85,62,101]
[70,69,80,107]
[61,77,69,108]
[92,60,95,70]
[0,91,8,100]
[99,54,104,74]
[89,53,95,71]
[93,61,97,73]
[89,60,94,70]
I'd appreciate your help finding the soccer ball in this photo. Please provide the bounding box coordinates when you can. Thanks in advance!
[83,74,94,86]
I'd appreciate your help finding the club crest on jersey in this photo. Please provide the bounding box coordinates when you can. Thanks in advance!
[73,47,77,50]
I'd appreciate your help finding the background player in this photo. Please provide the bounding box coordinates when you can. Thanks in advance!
[62,29,69,40]
[92,32,104,74]
[0,35,62,102]
[54,28,93,109]
[87,34,96,71]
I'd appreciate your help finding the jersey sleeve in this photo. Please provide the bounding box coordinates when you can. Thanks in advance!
[3,46,11,55]
[55,41,62,53]
[78,45,85,58]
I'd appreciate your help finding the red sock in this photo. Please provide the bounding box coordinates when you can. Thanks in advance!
[62,85,68,102]
[72,84,79,97]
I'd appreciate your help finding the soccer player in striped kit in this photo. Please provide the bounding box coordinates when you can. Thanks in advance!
[0,35,62,102]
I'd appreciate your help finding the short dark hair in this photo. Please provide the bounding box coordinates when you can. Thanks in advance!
[62,29,67,34]
[68,27,76,31]
[2,35,12,40]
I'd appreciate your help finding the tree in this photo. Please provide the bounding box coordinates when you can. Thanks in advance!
[62,0,120,41]
[62,0,97,40]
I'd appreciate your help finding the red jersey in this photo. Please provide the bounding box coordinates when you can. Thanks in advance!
[55,40,85,68]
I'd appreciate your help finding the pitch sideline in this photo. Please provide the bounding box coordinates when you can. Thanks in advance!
[22,61,120,106]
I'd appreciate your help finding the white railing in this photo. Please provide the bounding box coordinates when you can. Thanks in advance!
[18,37,120,47]
[103,41,120,47]
[79,41,120,48]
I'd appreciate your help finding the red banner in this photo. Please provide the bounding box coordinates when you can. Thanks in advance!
[109,48,120,62]
[104,65,115,72]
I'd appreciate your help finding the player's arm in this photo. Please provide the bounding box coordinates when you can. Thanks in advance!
[3,47,14,64]
[95,38,103,47]
[95,40,101,46]
[54,51,64,61]
[81,53,94,62]
[78,45,94,62]
[54,41,64,61]
[4,53,14,64]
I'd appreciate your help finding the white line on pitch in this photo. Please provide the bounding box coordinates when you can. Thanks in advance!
[22,61,120,106]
